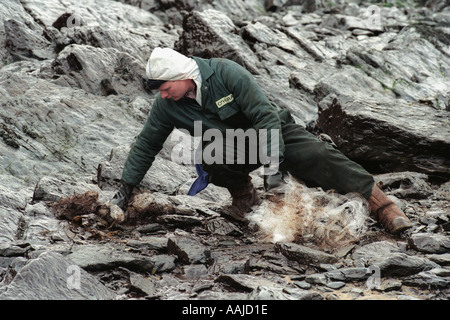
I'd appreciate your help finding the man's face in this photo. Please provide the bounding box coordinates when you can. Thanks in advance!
[158,80,193,101]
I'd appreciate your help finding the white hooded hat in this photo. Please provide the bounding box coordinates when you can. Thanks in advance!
[146,47,202,104]
[146,47,199,81]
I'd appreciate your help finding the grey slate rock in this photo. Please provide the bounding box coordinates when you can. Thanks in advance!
[317,96,450,179]
[0,251,115,300]
[408,233,450,254]
[175,9,263,75]
[352,241,440,276]
[426,253,450,266]
[167,236,211,264]
[402,270,449,289]
[0,207,23,244]
[67,244,156,273]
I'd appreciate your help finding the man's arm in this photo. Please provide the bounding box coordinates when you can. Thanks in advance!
[122,99,174,186]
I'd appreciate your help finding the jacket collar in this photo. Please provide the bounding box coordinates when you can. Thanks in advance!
[192,56,214,81]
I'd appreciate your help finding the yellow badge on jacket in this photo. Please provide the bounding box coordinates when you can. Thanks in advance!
[215,94,234,108]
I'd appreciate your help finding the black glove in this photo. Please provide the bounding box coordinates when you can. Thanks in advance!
[110,181,134,210]
[264,171,288,194]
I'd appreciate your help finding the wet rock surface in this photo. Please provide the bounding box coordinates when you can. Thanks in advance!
[0,0,449,300]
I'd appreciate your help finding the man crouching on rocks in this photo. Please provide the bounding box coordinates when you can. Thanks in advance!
[110,47,412,235]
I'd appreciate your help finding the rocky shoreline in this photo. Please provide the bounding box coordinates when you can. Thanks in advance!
[0,0,449,300]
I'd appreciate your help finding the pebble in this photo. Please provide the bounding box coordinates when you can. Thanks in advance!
[326,281,346,290]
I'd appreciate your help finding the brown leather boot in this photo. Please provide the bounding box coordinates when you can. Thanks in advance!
[368,183,413,234]
[224,176,261,222]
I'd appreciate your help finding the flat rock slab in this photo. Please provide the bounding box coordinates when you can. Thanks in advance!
[67,243,156,273]
[408,233,450,254]
[215,274,322,300]
[0,251,115,300]
[352,241,440,277]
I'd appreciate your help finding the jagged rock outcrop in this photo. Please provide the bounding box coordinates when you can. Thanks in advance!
[317,96,450,179]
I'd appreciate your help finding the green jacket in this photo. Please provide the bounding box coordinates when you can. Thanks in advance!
[122,56,290,186]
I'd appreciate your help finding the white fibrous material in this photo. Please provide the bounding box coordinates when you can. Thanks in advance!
[247,176,370,247]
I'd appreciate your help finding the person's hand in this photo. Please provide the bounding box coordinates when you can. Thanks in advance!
[264,171,288,194]
[110,181,134,210]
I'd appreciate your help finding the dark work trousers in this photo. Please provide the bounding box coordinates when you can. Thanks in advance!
[202,122,375,200]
